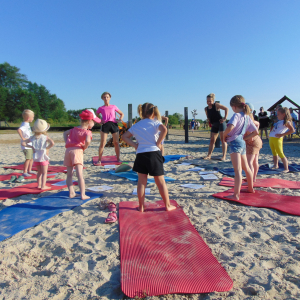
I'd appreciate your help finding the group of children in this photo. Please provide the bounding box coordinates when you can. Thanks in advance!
[17,92,295,210]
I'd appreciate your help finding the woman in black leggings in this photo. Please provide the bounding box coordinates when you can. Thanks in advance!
[204,93,229,160]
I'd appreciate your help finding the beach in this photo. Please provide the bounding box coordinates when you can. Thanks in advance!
[0,130,300,299]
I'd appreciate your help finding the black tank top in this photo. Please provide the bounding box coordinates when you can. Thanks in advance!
[206,103,222,123]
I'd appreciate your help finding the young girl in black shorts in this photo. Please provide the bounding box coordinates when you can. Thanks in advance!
[122,103,177,213]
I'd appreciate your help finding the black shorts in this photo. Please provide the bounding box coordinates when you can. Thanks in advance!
[211,122,226,134]
[133,151,165,176]
[101,121,119,134]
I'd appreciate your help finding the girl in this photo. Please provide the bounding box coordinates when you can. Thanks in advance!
[223,95,259,200]
[204,93,229,160]
[96,92,124,164]
[22,119,54,189]
[64,109,101,199]
[244,103,263,182]
[269,107,294,172]
[122,103,176,213]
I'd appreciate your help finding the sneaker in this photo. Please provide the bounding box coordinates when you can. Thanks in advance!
[29,171,37,174]
[23,173,32,177]
[15,176,25,183]
[8,175,17,184]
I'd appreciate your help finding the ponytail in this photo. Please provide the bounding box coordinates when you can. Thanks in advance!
[137,104,143,118]
[138,103,162,120]
[230,95,251,115]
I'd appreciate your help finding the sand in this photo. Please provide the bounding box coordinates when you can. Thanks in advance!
[0,130,300,299]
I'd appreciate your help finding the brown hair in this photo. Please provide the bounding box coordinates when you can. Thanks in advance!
[230,95,251,115]
[138,103,161,122]
[22,109,34,120]
[277,107,292,126]
[101,92,111,99]
[207,93,215,101]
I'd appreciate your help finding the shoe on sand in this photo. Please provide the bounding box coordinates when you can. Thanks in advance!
[23,173,32,177]
[8,176,17,184]
[105,212,118,223]
[15,176,25,183]
[29,171,37,174]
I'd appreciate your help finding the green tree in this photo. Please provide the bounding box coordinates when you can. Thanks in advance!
[0,62,28,89]
[0,86,8,120]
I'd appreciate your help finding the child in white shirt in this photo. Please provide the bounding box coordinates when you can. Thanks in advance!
[122,103,176,213]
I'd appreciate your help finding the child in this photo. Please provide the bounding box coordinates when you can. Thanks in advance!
[63,109,101,199]
[244,103,263,182]
[17,109,35,176]
[223,95,259,200]
[96,92,124,164]
[269,107,294,172]
[122,103,176,212]
[22,119,54,189]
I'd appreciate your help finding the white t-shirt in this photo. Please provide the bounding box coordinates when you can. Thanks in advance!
[269,120,289,138]
[128,118,161,154]
[19,122,33,150]
[30,135,50,162]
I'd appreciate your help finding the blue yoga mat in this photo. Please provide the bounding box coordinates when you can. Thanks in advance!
[0,191,103,242]
[108,170,175,183]
[164,155,186,163]
[214,163,300,177]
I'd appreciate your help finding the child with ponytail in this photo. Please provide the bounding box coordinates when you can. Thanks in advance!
[122,103,176,212]
[269,107,294,172]
[223,95,259,200]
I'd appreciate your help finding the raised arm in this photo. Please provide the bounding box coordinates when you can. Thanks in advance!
[156,124,167,150]
[46,137,55,149]
[122,131,138,150]
[162,116,168,126]
[216,103,229,123]
[116,109,124,122]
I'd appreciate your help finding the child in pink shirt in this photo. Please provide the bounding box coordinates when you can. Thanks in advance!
[63,109,101,200]
[96,92,124,164]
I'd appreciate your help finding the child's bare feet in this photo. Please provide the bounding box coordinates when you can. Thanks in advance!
[247,188,255,193]
[271,166,279,169]
[41,186,51,190]
[282,169,289,173]
[203,156,211,160]
[166,204,177,211]
[225,194,240,201]
[69,191,76,198]
[81,195,90,200]
[220,157,227,161]
[137,206,144,212]
[96,161,101,165]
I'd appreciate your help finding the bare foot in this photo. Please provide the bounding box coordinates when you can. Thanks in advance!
[247,188,255,193]
[224,194,240,201]
[137,206,144,212]
[220,157,227,161]
[253,178,257,182]
[69,191,76,198]
[41,186,51,190]
[81,195,90,200]
[271,166,279,169]
[166,204,177,211]
[96,161,101,165]
[203,156,211,160]
[282,169,289,173]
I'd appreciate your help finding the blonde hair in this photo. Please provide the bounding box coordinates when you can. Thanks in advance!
[22,109,34,120]
[101,92,111,99]
[278,107,292,126]
[138,103,161,122]
[230,95,251,115]
[207,93,215,101]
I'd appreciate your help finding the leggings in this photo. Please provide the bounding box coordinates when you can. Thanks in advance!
[269,137,285,158]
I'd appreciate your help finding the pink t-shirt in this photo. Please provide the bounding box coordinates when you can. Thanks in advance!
[65,127,92,149]
[96,105,119,123]
[226,113,257,143]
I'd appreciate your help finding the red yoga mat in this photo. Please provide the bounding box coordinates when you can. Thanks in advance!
[4,164,69,173]
[213,188,300,216]
[0,179,78,201]
[0,172,57,182]
[92,156,122,166]
[219,177,300,189]
[119,200,233,298]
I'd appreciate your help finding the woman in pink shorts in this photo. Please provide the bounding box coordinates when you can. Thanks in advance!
[63,109,101,200]
[23,119,54,190]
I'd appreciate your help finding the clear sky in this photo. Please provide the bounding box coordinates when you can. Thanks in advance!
[1,0,300,121]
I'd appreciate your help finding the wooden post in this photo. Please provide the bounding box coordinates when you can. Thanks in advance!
[165,110,169,140]
[128,104,132,128]
[184,107,188,143]
[215,101,221,148]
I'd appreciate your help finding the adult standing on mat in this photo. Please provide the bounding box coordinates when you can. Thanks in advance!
[204,93,229,160]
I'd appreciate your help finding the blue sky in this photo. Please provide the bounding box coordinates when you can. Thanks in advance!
[1,0,300,121]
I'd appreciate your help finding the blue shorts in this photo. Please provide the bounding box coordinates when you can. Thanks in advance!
[228,137,246,155]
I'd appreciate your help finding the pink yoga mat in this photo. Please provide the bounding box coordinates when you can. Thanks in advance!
[0,179,78,200]
[0,172,57,182]
[92,156,122,166]
[4,164,68,173]
[213,188,300,216]
[219,177,300,189]
[119,200,233,298]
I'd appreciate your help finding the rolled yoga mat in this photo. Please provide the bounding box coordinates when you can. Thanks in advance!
[119,200,233,298]
[219,177,300,189]
[213,188,300,216]
[0,191,103,242]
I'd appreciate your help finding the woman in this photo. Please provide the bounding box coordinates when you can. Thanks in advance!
[204,93,229,160]
[258,107,269,139]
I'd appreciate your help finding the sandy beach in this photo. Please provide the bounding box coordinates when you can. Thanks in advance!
[0,129,300,299]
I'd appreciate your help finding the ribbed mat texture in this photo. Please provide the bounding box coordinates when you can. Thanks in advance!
[119,200,233,298]
[92,156,122,166]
